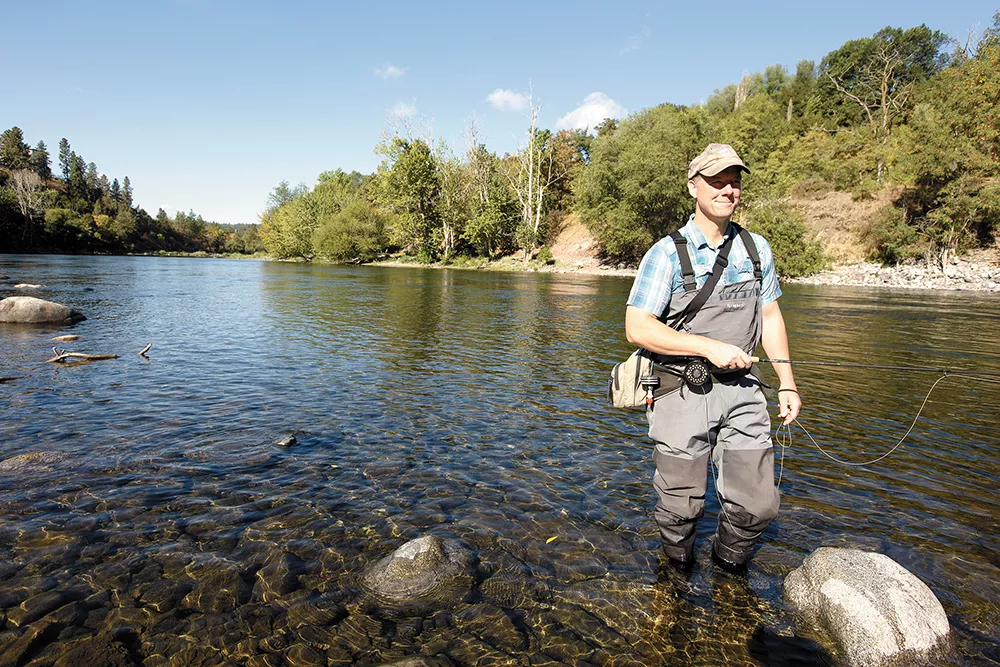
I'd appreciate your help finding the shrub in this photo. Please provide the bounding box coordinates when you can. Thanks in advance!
[312,200,390,262]
[742,201,828,277]
[861,203,921,265]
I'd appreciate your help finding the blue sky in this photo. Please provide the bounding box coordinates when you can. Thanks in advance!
[3,1,997,226]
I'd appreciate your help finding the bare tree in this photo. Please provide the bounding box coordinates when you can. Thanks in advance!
[825,42,916,183]
[503,91,571,262]
[11,169,43,241]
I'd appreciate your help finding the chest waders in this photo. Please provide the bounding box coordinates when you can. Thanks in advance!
[647,224,780,568]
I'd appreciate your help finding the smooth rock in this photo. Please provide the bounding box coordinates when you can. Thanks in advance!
[360,535,474,608]
[13,283,41,289]
[276,435,297,448]
[785,547,950,666]
[0,296,85,323]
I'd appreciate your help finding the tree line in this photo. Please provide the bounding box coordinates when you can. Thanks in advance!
[259,16,999,276]
[4,15,998,275]
[0,133,262,255]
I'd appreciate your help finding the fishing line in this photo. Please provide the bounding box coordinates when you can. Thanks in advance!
[709,372,1000,539]
[777,373,1000,469]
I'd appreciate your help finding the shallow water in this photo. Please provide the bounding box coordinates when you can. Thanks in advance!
[1,254,998,665]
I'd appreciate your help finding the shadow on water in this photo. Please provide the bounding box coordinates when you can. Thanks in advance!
[0,256,997,664]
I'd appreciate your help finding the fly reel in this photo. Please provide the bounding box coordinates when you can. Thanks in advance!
[683,359,712,387]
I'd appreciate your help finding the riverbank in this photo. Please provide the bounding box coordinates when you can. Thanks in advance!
[785,249,1000,292]
[373,252,1000,292]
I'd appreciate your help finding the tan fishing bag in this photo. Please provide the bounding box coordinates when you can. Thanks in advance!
[608,348,655,408]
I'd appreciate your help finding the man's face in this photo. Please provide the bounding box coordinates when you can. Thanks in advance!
[688,166,743,222]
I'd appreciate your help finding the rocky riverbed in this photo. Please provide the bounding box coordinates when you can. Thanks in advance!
[786,255,1000,292]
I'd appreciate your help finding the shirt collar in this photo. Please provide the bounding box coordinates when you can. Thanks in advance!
[682,214,735,251]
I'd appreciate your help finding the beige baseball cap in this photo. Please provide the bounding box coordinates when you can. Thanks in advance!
[687,143,750,179]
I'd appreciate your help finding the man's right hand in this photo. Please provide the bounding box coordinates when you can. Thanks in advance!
[702,341,754,370]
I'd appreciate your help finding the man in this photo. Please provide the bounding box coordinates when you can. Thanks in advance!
[624,143,801,573]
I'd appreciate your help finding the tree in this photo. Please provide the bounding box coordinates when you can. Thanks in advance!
[58,138,71,180]
[10,170,43,241]
[376,137,441,257]
[313,199,390,262]
[502,93,572,260]
[30,141,51,179]
[110,178,121,202]
[122,176,133,207]
[68,153,86,196]
[0,127,31,170]
[86,162,98,194]
[818,25,949,182]
[574,103,704,264]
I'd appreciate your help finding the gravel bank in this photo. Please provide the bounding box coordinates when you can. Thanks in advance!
[787,256,1000,292]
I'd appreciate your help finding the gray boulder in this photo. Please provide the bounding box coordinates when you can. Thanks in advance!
[360,536,474,609]
[785,547,949,666]
[0,297,85,323]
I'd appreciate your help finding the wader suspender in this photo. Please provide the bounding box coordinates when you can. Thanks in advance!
[667,223,762,327]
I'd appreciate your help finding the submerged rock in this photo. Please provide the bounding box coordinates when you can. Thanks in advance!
[0,297,85,323]
[0,451,66,472]
[785,547,950,666]
[360,536,475,610]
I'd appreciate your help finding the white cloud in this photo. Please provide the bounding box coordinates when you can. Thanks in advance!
[388,101,416,118]
[487,88,528,111]
[556,93,628,133]
[375,64,406,79]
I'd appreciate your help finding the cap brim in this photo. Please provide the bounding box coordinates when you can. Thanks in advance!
[696,158,750,178]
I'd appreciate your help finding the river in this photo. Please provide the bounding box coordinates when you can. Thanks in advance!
[1,254,998,665]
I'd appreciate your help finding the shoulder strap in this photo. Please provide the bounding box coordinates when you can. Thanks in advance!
[734,223,762,282]
[668,231,696,292]
[674,231,736,329]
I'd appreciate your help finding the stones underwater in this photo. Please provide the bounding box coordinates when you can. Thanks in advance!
[784,547,950,666]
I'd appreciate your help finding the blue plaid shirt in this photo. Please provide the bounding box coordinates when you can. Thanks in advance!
[627,215,781,317]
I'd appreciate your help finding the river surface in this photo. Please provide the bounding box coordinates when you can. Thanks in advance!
[1,254,998,666]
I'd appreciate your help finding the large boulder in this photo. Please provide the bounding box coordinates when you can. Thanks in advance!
[360,536,475,611]
[785,547,950,666]
[0,297,85,323]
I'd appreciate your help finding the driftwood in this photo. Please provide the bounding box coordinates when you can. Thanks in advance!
[46,347,119,364]
[51,335,79,342]
[0,377,24,384]
[139,343,152,357]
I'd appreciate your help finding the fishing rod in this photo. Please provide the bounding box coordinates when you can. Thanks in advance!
[750,357,1000,378]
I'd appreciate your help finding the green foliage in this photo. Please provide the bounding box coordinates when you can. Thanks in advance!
[742,201,828,277]
[313,200,390,262]
[376,137,441,256]
[573,104,703,264]
[861,204,922,264]
[536,246,554,265]
[0,127,31,170]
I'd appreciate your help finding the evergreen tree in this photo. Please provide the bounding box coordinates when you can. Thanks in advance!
[86,162,98,194]
[68,153,87,196]
[30,141,51,179]
[110,178,121,202]
[122,176,133,207]
[0,127,31,169]
[58,138,71,180]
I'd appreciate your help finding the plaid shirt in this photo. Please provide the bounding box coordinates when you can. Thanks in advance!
[627,215,781,317]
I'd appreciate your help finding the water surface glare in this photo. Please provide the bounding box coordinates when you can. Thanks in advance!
[1,254,998,665]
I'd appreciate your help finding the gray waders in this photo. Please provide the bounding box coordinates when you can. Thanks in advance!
[649,229,779,566]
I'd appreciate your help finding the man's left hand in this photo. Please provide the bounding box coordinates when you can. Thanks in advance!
[778,389,801,426]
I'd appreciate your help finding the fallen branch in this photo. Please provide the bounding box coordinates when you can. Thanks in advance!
[138,343,152,357]
[0,377,24,383]
[46,347,119,364]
